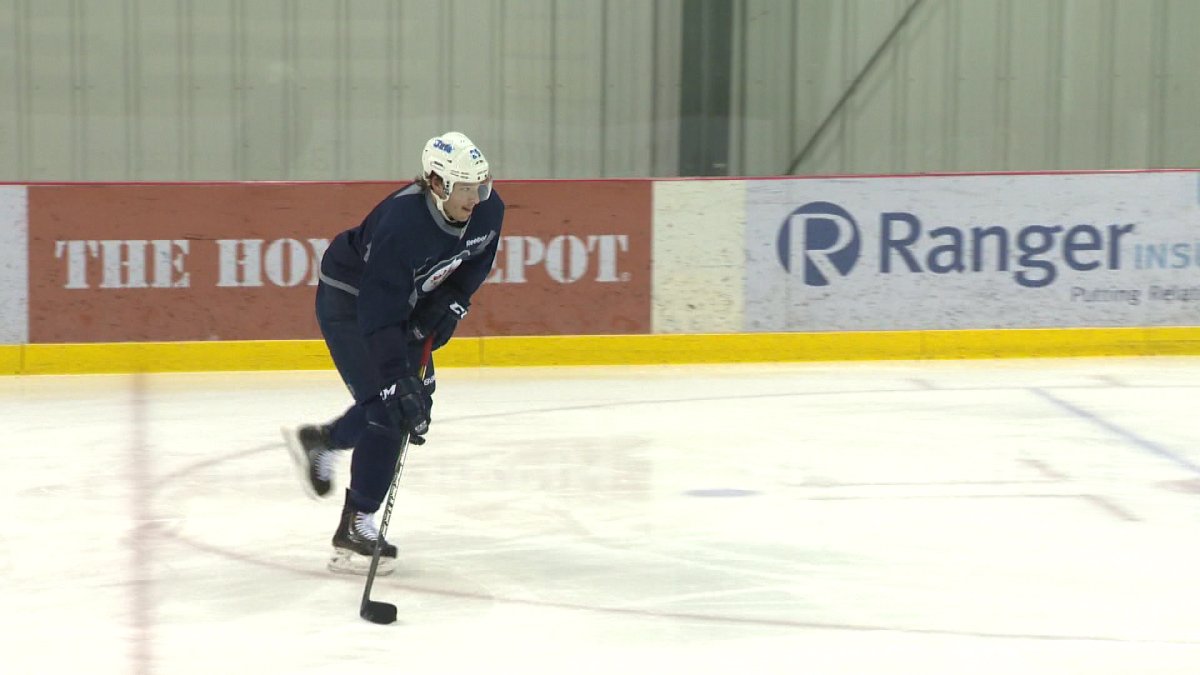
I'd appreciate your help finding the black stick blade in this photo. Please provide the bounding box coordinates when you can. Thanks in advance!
[361,600,397,625]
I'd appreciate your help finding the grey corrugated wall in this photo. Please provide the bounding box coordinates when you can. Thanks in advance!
[731,0,1200,176]
[0,0,682,180]
[1,0,1196,181]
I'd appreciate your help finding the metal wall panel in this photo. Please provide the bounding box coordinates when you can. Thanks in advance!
[189,3,238,179]
[1058,0,1107,170]
[442,0,503,172]
[604,0,657,177]
[498,0,553,178]
[896,0,950,172]
[1108,0,1155,169]
[24,0,77,178]
[843,0,905,173]
[0,1,25,178]
[950,0,1000,171]
[237,0,286,179]
[552,1,603,178]
[1161,0,1200,168]
[290,0,345,180]
[136,2,185,179]
[732,0,795,176]
[76,0,126,178]
[395,0,452,171]
[1,0,678,181]
[1004,0,1057,170]
[733,0,1199,177]
[5,0,1194,181]
[650,0,683,176]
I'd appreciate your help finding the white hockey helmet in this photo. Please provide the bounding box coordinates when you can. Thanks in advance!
[421,131,492,218]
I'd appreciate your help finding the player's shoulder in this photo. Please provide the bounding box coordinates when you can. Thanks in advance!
[386,181,426,207]
[478,188,505,219]
[375,183,435,225]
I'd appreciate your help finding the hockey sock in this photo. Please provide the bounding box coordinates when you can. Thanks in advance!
[329,403,367,449]
[347,423,401,513]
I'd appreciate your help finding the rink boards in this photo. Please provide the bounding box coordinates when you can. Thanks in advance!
[2,327,1200,374]
[2,171,1199,373]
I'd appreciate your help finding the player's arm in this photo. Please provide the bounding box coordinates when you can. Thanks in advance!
[453,195,504,297]
[356,226,432,438]
[413,207,504,347]
[446,231,499,298]
[357,227,419,385]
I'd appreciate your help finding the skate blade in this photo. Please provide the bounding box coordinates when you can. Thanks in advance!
[328,547,396,576]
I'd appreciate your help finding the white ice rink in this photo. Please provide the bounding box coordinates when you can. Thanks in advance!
[4,357,1200,674]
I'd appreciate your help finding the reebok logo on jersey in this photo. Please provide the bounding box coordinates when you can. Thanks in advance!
[465,233,492,248]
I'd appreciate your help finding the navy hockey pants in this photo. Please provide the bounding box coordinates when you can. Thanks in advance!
[315,281,435,512]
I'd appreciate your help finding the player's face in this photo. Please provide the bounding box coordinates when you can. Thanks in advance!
[443,179,491,222]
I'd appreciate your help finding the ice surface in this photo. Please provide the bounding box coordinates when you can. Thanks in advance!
[4,357,1200,674]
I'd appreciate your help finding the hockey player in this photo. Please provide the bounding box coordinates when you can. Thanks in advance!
[283,131,504,575]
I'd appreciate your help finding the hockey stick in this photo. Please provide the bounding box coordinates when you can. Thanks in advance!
[360,335,434,625]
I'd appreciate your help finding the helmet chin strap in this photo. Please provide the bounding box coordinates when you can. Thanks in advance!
[430,176,463,223]
[431,188,453,221]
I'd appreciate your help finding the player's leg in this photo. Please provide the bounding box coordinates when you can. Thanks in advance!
[317,282,380,446]
[332,339,433,574]
[283,282,377,500]
[332,395,405,574]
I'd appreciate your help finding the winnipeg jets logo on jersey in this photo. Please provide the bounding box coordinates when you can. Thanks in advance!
[417,252,468,294]
[414,232,498,294]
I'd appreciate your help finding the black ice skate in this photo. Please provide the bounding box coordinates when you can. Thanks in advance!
[282,424,338,500]
[329,490,398,576]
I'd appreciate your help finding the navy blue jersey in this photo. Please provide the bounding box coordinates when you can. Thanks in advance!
[320,182,504,381]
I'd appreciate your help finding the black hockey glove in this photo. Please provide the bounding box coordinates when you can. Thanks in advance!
[379,376,430,445]
[411,285,470,350]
